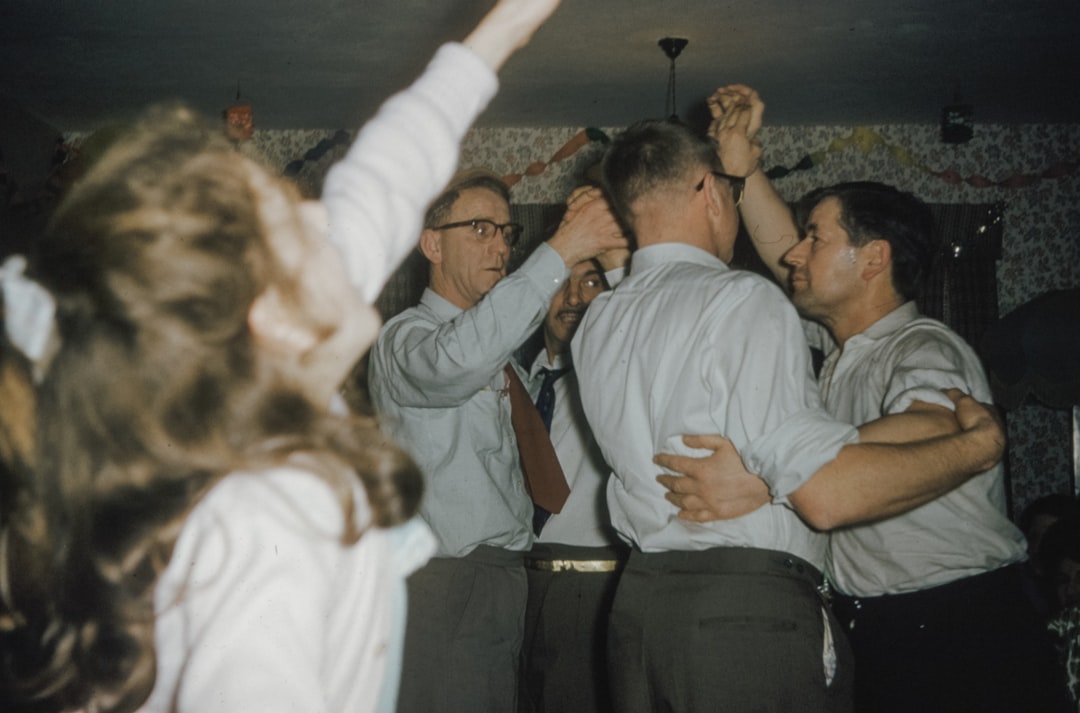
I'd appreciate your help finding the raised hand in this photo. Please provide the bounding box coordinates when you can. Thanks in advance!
[547,187,628,268]
[464,0,562,72]
[706,84,764,177]
[654,433,770,522]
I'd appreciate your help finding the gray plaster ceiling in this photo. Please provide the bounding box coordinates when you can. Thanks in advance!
[1,0,1078,134]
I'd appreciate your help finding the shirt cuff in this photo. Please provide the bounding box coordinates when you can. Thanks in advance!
[517,242,569,298]
[742,408,860,500]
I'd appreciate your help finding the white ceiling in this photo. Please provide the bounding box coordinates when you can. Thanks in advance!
[2,0,1078,133]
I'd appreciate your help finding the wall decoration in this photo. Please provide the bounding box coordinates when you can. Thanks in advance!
[65,121,1077,518]
[502,127,609,187]
[763,126,1080,191]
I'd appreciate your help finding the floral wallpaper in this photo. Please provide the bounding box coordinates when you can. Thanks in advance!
[461,123,1080,519]
[92,121,1080,518]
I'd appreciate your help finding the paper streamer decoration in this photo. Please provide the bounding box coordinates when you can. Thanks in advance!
[503,128,610,187]
[283,130,352,178]
[763,126,1079,189]
[278,124,1075,193]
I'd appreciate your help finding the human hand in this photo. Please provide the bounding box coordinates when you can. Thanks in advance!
[596,246,631,272]
[464,0,562,72]
[944,388,1006,471]
[706,84,764,177]
[654,434,770,522]
[547,188,628,268]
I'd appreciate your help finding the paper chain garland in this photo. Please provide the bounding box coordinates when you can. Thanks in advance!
[492,125,1078,190]
[763,126,1080,189]
[282,130,352,177]
[277,124,1077,190]
[502,127,611,187]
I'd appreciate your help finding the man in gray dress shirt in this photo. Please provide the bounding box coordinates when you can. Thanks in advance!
[369,169,625,713]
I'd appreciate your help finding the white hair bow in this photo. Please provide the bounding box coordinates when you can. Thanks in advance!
[1,254,57,380]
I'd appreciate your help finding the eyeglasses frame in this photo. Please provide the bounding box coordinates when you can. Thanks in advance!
[695,170,746,207]
[431,218,524,247]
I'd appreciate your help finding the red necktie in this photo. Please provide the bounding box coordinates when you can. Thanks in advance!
[504,365,570,514]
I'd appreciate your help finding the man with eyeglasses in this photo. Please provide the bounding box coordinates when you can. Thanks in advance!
[369,168,626,713]
[571,119,1011,713]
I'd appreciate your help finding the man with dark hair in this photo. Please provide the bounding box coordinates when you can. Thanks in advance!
[655,85,1069,713]
[571,118,1010,713]
[369,169,626,713]
[515,254,629,713]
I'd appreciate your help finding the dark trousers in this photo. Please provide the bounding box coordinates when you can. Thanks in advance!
[396,545,527,713]
[518,543,627,713]
[831,563,1072,713]
[608,547,853,713]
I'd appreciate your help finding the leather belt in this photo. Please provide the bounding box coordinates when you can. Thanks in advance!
[524,558,623,573]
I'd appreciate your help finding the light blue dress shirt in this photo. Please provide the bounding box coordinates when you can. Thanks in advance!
[369,243,568,557]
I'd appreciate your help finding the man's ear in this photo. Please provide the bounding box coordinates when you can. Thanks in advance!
[861,239,892,281]
[248,288,319,356]
[419,228,443,264]
[702,173,722,215]
[701,173,735,221]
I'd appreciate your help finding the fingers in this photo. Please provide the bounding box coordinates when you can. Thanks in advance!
[942,387,970,406]
[566,185,600,207]
[653,452,708,482]
[677,507,722,523]
[746,91,764,139]
[548,191,628,266]
[596,246,631,271]
[660,482,718,522]
[656,472,700,495]
[680,433,733,451]
[707,85,760,119]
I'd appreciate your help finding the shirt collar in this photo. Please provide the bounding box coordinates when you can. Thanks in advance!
[857,301,921,343]
[420,287,465,321]
[529,349,570,379]
[630,243,728,275]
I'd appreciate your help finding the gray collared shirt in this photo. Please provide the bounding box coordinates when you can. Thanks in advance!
[369,244,568,557]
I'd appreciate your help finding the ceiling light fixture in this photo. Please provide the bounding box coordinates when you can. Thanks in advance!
[658,37,689,120]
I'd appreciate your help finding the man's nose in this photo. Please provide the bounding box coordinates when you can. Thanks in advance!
[564,282,583,305]
[783,238,809,267]
[489,234,510,259]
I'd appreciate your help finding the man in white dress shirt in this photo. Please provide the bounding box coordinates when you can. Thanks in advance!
[653,84,1071,713]
[515,256,629,713]
[571,118,1011,713]
[369,170,625,713]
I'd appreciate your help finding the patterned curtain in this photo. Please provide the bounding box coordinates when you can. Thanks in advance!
[918,203,1004,351]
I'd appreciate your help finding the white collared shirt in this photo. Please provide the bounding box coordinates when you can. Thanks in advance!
[809,302,1027,596]
[516,350,621,547]
[572,243,859,568]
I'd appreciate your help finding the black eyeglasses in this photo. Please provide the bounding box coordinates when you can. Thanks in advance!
[696,170,745,207]
[431,218,523,247]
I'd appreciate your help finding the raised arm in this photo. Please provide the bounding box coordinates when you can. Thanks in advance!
[322,0,562,303]
[464,0,561,72]
[708,85,800,285]
[370,191,623,409]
